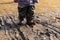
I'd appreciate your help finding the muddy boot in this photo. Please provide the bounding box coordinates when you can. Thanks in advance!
[18,16,24,25]
[25,5,35,27]
[17,21,22,25]
[26,21,35,28]
[18,7,26,25]
[27,20,35,25]
[26,17,35,27]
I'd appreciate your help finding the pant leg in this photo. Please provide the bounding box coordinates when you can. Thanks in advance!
[26,5,35,23]
[18,7,26,22]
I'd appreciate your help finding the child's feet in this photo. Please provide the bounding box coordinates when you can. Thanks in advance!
[26,22,35,27]
[17,22,22,26]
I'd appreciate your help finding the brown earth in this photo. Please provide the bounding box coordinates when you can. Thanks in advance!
[0,10,60,40]
[0,0,60,40]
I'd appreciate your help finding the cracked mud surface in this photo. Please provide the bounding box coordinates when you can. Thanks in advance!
[0,11,60,40]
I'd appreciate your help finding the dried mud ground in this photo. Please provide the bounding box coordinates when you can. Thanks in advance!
[0,10,60,40]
